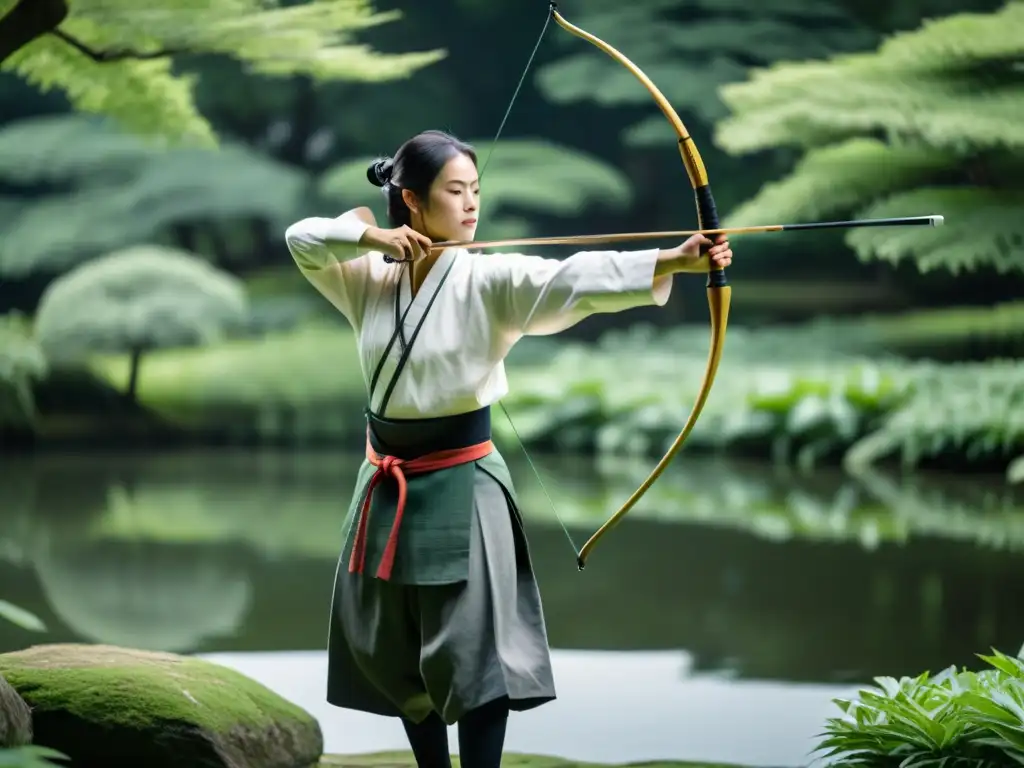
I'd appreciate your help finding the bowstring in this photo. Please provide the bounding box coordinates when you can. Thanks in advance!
[478,2,581,559]
[476,3,554,182]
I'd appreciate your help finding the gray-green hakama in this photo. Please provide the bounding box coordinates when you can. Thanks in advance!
[327,433,556,725]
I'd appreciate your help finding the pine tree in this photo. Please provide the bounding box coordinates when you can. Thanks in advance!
[533,0,877,146]
[33,245,248,402]
[0,0,444,145]
[715,0,1024,276]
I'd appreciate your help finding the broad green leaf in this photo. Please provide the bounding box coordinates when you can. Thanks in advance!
[0,599,46,632]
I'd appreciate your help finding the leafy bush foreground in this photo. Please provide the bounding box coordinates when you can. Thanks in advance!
[818,649,1024,767]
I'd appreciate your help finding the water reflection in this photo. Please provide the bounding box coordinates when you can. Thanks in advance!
[1,448,1022,684]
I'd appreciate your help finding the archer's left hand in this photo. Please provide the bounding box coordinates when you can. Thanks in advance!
[677,233,733,272]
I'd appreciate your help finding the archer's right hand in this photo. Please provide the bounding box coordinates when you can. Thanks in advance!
[360,225,433,263]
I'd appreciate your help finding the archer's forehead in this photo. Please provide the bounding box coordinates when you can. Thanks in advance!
[437,154,479,185]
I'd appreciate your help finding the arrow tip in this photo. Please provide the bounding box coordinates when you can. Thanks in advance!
[929,215,944,227]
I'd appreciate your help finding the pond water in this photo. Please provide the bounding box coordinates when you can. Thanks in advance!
[1,448,1022,766]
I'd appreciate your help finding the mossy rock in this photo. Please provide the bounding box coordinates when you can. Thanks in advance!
[0,672,32,747]
[0,644,323,768]
[318,753,748,767]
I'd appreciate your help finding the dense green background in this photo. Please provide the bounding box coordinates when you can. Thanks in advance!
[1,0,1022,479]
[3,3,1024,766]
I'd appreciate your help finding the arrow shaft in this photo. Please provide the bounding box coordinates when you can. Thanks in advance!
[428,215,943,252]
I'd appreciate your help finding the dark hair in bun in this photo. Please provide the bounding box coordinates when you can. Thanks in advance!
[365,130,478,228]
[366,157,393,187]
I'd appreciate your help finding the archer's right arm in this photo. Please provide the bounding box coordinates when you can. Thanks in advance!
[284,210,372,271]
[283,210,374,325]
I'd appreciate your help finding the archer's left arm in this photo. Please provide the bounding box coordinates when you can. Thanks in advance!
[478,248,674,338]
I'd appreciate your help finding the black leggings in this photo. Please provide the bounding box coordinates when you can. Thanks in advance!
[401,696,510,768]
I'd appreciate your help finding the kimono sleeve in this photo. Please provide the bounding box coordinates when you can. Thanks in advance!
[283,210,375,327]
[479,247,673,337]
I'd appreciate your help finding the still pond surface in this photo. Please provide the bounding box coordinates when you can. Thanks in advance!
[1,449,1023,766]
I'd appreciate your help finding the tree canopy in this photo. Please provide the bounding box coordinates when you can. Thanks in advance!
[0,0,445,144]
[34,245,248,399]
[535,0,877,146]
[715,0,1024,275]
[0,114,309,278]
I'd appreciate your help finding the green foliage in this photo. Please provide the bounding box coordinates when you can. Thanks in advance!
[846,187,1024,274]
[71,318,1024,478]
[79,323,559,444]
[88,321,365,442]
[717,2,1024,153]
[716,1,1024,274]
[501,328,902,466]
[720,138,950,225]
[535,0,876,145]
[845,360,1024,472]
[319,139,634,243]
[1,0,445,144]
[34,245,248,363]
[0,746,68,768]
[816,649,1024,766]
[497,326,1024,479]
[72,315,1024,479]
[0,312,47,428]
[0,114,309,277]
[788,302,1024,360]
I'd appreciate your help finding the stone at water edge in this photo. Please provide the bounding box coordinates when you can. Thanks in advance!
[0,643,323,768]
[0,672,32,747]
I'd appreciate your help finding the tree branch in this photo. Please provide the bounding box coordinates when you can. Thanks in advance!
[51,29,184,62]
[0,0,68,65]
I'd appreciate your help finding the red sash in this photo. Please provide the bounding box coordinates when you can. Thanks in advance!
[348,432,494,580]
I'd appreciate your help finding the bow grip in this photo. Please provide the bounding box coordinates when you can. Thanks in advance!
[694,185,729,289]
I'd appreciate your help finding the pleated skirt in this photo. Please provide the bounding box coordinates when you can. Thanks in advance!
[326,464,557,725]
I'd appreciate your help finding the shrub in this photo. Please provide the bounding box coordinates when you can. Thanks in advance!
[34,245,248,402]
[500,328,1024,479]
[817,649,1024,767]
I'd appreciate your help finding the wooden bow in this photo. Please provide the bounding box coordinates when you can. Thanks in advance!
[529,6,728,570]
[480,3,943,570]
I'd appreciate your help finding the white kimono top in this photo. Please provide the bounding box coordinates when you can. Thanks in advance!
[284,210,672,419]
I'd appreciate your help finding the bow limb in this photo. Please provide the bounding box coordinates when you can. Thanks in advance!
[550,7,733,570]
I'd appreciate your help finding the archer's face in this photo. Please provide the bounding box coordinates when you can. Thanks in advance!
[419,153,480,243]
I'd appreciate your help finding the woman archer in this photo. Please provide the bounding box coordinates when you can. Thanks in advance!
[283,129,733,768]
